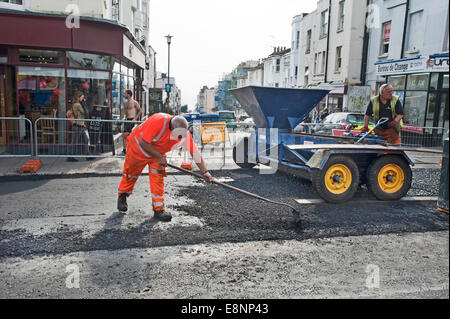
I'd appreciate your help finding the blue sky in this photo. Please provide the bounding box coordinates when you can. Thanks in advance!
[150,0,317,109]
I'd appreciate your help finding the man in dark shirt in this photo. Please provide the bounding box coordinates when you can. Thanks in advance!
[362,84,404,144]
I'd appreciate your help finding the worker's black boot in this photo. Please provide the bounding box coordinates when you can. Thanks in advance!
[154,210,172,222]
[117,193,128,212]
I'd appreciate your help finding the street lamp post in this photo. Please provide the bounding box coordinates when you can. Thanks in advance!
[165,34,172,113]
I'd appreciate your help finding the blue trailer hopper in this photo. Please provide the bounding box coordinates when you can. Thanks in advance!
[229,86,420,205]
[230,86,329,131]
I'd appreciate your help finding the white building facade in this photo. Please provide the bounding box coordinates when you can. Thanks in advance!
[294,0,369,113]
[263,47,291,88]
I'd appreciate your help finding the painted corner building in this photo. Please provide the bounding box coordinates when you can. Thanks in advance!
[365,0,449,135]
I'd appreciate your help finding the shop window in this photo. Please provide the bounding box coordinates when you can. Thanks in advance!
[67,51,111,70]
[404,91,427,126]
[426,93,437,127]
[19,49,63,65]
[67,70,111,115]
[443,74,449,89]
[388,75,406,91]
[17,66,65,118]
[407,73,429,90]
[112,73,120,117]
[430,73,439,91]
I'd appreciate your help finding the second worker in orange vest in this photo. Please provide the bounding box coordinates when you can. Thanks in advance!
[117,113,213,222]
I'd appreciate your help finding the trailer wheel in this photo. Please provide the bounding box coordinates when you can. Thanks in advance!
[233,137,256,169]
[312,155,360,203]
[366,155,412,201]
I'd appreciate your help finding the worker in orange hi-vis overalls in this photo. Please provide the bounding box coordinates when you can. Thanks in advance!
[117,113,213,222]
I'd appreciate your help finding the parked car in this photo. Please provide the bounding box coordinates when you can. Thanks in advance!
[218,111,237,129]
[313,112,374,136]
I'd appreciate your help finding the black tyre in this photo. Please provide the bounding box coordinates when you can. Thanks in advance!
[366,155,412,201]
[312,155,360,203]
[232,137,257,169]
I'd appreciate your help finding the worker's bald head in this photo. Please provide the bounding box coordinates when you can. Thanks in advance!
[170,115,189,140]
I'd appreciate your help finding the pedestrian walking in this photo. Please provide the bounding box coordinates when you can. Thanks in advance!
[67,92,94,162]
[120,89,142,156]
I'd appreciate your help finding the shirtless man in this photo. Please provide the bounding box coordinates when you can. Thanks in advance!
[120,90,142,156]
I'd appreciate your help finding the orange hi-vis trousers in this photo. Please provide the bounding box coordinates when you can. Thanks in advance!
[118,140,166,212]
[374,127,401,145]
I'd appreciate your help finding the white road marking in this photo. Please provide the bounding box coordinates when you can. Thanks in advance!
[295,196,439,205]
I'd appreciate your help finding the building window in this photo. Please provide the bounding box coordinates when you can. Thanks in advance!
[304,67,309,86]
[67,51,111,70]
[112,0,120,21]
[381,21,391,55]
[0,0,23,4]
[276,59,281,72]
[338,1,345,31]
[296,31,300,50]
[321,51,326,74]
[306,30,312,54]
[295,66,298,80]
[314,53,319,74]
[321,10,328,38]
[142,1,149,28]
[335,46,342,72]
[19,49,64,65]
[406,10,423,53]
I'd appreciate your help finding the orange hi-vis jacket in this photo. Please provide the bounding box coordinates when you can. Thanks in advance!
[129,113,198,157]
[118,113,198,212]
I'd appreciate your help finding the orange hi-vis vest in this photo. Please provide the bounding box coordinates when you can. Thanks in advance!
[129,113,198,157]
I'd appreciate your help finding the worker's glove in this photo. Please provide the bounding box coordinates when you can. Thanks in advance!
[361,126,369,134]
[388,120,398,128]
[157,156,168,168]
[202,171,213,184]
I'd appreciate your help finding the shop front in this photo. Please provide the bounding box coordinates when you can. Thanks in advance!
[375,54,449,147]
[0,10,146,154]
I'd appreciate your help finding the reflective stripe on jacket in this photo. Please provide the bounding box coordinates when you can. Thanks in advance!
[371,95,403,131]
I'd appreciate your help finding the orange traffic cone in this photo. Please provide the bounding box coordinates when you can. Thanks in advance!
[181,162,193,170]
[20,160,42,174]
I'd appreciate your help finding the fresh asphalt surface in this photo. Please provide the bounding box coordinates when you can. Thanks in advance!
[0,167,447,257]
[0,166,448,298]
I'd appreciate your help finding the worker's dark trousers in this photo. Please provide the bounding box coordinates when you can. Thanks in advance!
[69,125,89,155]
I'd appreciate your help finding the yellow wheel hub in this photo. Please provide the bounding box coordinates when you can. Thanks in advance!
[324,164,352,195]
[378,164,404,194]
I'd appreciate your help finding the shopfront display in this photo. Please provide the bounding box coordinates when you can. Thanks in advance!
[0,10,146,153]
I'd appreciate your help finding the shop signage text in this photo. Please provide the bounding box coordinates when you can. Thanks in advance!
[375,58,426,75]
[427,56,449,72]
[376,55,449,75]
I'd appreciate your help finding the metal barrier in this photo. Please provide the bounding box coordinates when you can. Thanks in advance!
[0,117,34,157]
[32,118,247,168]
[34,118,143,158]
[401,125,447,148]
[292,122,447,148]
